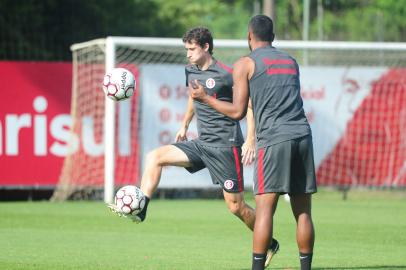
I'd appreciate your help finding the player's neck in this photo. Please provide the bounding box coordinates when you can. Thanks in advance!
[251,41,272,51]
[197,55,214,71]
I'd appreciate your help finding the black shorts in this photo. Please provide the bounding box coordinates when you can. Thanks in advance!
[253,135,317,195]
[173,140,244,193]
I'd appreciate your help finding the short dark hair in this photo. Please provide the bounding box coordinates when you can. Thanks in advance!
[182,27,213,55]
[248,15,275,42]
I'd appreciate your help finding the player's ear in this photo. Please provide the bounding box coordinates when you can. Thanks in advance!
[203,43,210,53]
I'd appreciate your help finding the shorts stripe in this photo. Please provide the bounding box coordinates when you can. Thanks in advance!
[257,148,265,194]
[232,146,243,192]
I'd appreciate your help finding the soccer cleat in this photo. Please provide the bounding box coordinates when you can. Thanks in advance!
[107,203,125,217]
[127,214,142,223]
[130,196,149,223]
[107,203,143,223]
[264,238,280,268]
[130,208,146,223]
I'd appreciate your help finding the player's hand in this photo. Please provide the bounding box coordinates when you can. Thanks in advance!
[241,138,256,166]
[189,80,208,102]
[175,127,188,142]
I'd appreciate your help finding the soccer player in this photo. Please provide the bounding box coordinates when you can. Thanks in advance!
[109,27,280,265]
[189,17,317,270]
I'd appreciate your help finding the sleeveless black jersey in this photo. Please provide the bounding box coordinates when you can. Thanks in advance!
[185,60,244,146]
[248,46,311,148]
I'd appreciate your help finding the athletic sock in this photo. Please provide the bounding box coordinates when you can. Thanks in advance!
[299,252,313,270]
[137,196,150,221]
[252,253,266,270]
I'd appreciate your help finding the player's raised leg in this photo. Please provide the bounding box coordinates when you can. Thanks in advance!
[109,145,192,221]
[134,145,192,222]
[141,145,192,198]
[290,193,315,270]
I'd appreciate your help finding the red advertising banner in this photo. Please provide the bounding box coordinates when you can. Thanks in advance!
[0,61,72,186]
[1,61,404,188]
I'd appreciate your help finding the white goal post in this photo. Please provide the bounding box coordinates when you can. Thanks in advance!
[53,37,406,203]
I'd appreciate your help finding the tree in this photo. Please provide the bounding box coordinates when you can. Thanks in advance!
[0,0,404,61]
[0,0,183,60]
[152,0,252,39]
[319,0,406,41]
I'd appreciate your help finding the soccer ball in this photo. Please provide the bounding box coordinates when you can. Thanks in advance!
[102,68,135,101]
[114,185,145,216]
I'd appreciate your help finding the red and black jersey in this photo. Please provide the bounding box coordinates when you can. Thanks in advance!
[248,46,311,148]
[185,59,244,147]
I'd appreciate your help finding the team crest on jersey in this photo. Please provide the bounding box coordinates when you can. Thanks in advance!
[205,78,215,89]
[224,180,235,190]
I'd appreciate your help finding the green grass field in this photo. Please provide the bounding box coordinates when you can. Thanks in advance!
[1,189,406,270]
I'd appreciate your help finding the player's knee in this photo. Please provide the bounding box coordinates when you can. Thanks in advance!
[297,212,313,224]
[145,149,164,166]
[290,194,312,219]
[227,200,244,216]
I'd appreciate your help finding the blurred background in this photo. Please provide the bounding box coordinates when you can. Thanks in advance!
[1,0,405,61]
[0,0,405,201]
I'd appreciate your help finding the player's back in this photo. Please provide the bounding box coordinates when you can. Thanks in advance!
[248,46,310,148]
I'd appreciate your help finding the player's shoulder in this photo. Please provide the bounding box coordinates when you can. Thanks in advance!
[272,47,297,62]
[255,46,298,66]
[214,60,233,74]
[185,64,197,72]
[232,56,255,78]
[233,56,254,69]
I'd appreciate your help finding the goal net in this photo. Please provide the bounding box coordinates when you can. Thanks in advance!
[52,38,406,202]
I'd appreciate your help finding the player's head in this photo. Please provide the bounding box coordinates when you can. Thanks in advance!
[182,27,213,65]
[248,15,275,51]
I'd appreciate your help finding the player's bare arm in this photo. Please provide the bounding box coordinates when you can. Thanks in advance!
[242,99,256,166]
[175,95,195,142]
[189,56,253,120]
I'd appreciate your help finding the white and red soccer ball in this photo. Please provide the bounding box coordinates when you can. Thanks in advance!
[102,68,135,101]
[114,185,145,215]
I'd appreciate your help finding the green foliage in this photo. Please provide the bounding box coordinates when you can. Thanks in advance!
[312,0,406,41]
[0,0,404,60]
[274,0,304,40]
[152,0,252,39]
[0,0,183,60]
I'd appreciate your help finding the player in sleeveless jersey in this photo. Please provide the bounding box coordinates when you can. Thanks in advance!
[190,17,316,270]
[109,27,279,266]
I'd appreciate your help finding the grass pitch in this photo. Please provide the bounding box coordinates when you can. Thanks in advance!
[0,189,406,270]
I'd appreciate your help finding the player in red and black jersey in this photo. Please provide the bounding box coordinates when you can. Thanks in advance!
[190,17,316,270]
[110,27,280,266]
